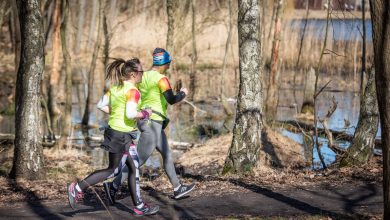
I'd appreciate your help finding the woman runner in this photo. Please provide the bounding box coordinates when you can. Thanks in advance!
[66,58,158,216]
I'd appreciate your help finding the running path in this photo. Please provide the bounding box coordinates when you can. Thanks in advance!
[0,182,383,219]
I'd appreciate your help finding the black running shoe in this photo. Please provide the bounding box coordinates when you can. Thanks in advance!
[103,182,117,205]
[67,182,84,210]
[173,183,196,199]
[133,203,159,216]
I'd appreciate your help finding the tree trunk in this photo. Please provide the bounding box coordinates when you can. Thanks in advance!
[82,0,103,126]
[361,0,366,96]
[265,0,284,120]
[370,1,390,219]
[75,0,86,54]
[313,0,331,170]
[295,0,309,68]
[301,67,316,114]
[267,0,277,41]
[10,0,45,180]
[10,0,21,73]
[340,68,379,166]
[48,0,62,120]
[223,0,263,174]
[220,0,234,116]
[166,0,178,79]
[0,0,9,30]
[43,0,53,50]
[109,0,118,22]
[188,0,197,102]
[103,12,110,92]
[87,0,98,49]
[59,0,72,149]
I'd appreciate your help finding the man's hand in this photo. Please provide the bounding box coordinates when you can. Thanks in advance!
[180,87,188,96]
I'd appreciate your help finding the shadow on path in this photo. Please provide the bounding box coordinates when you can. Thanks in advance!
[183,173,381,219]
[5,178,64,220]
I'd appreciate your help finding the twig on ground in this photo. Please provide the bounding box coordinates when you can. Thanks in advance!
[81,180,113,220]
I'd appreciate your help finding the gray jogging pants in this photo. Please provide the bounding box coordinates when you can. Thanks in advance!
[112,119,180,189]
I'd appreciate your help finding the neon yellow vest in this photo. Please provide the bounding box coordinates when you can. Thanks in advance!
[108,81,138,132]
[137,70,167,121]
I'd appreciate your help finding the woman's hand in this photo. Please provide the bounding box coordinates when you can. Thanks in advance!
[142,108,152,119]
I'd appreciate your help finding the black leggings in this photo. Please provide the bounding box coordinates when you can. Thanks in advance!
[78,151,141,206]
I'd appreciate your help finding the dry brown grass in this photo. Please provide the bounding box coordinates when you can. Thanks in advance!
[0,148,93,205]
[177,126,305,177]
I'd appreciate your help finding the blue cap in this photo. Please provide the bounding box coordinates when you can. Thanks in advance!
[152,48,172,66]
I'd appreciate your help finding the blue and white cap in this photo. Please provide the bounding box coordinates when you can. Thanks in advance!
[152,48,172,66]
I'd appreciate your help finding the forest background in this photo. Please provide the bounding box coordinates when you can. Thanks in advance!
[0,0,386,219]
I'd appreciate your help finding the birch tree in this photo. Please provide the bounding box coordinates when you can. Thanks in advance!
[224,0,263,174]
[339,67,378,166]
[10,0,45,180]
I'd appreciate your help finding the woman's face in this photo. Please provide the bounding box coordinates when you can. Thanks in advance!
[133,64,144,83]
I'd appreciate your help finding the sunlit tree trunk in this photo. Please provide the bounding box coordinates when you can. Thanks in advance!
[370,1,390,219]
[223,0,263,174]
[48,0,62,120]
[87,0,98,49]
[82,0,104,126]
[361,0,367,95]
[109,0,118,21]
[10,0,45,180]
[103,11,110,93]
[265,0,284,120]
[294,0,309,106]
[166,0,178,79]
[43,0,53,50]
[220,0,234,116]
[75,0,86,54]
[188,0,197,102]
[0,0,9,30]
[267,0,277,41]
[10,0,21,73]
[340,68,378,166]
[59,0,72,149]
[301,67,316,114]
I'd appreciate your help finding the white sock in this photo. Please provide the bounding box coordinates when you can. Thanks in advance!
[174,184,181,191]
[136,203,144,209]
[75,184,82,192]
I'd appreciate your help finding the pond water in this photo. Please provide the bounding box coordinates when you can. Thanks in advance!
[0,84,381,170]
[170,87,382,169]
[289,18,372,41]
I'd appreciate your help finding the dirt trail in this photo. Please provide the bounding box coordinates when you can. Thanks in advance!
[0,181,383,219]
